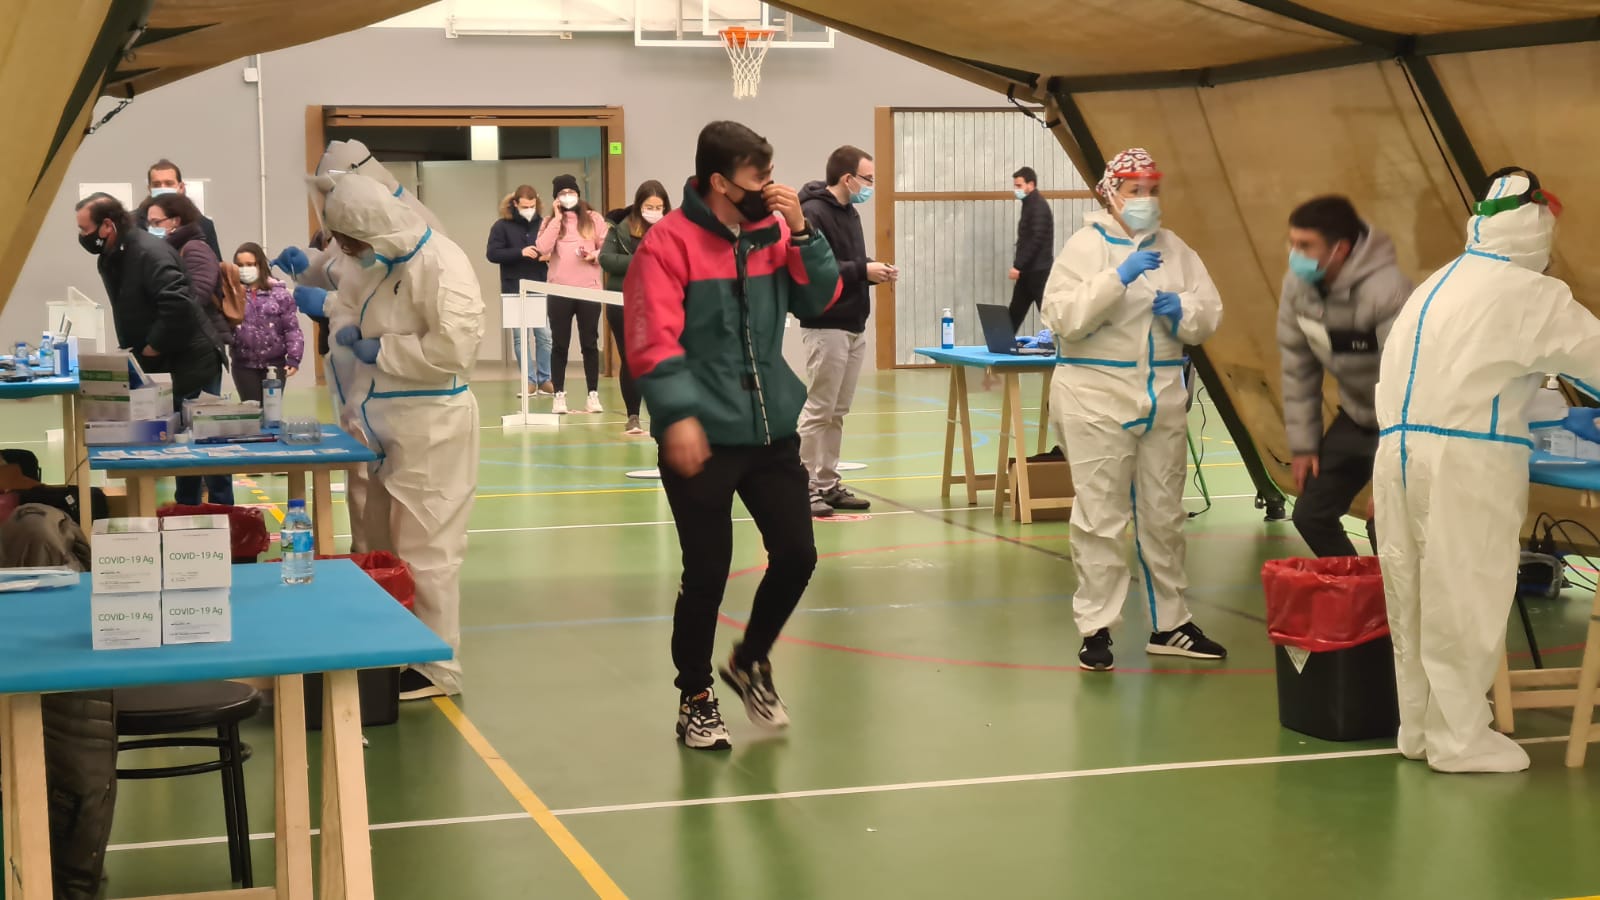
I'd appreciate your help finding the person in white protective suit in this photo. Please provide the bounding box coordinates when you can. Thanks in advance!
[1040,147,1226,672]
[275,141,447,556]
[304,173,483,700]
[1374,167,1600,773]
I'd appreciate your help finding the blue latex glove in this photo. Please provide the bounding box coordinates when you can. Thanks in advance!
[1152,291,1183,334]
[272,247,309,276]
[334,325,363,348]
[293,286,327,318]
[351,338,381,365]
[1563,408,1600,444]
[1116,250,1163,286]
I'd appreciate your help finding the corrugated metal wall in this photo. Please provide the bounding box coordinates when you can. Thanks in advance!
[891,111,1093,365]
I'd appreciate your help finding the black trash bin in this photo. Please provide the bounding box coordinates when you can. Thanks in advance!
[1262,557,1399,742]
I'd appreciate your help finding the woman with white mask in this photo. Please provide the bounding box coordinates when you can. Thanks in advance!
[599,180,672,435]
[1040,147,1226,672]
[535,174,610,414]
[229,242,303,405]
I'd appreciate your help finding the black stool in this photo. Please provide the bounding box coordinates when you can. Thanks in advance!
[114,681,262,887]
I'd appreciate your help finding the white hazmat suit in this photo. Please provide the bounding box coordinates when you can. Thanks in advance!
[322,173,484,695]
[1042,208,1222,638]
[1374,173,1600,773]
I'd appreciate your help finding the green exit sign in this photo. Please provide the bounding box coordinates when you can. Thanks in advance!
[608,141,623,156]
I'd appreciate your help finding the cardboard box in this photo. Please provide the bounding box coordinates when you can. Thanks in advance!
[82,383,173,422]
[90,592,161,650]
[77,351,142,396]
[85,413,180,446]
[1007,458,1076,523]
[190,406,263,439]
[161,515,232,589]
[91,518,162,593]
[162,588,232,644]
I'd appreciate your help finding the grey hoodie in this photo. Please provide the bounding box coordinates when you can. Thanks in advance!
[1277,225,1413,455]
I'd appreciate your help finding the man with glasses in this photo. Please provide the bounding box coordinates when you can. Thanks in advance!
[136,159,222,258]
[797,145,895,517]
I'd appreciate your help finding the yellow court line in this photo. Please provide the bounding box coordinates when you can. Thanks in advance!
[433,697,627,899]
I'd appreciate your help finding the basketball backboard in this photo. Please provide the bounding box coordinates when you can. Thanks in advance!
[633,0,833,48]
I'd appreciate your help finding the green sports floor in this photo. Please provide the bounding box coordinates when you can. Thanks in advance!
[6,367,1600,900]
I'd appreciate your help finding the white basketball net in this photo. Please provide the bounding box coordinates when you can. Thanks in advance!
[721,28,775,99]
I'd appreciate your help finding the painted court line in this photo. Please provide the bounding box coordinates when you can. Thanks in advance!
[108,736,1572,853]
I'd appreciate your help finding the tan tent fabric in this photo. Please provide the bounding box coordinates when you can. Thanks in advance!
[1305,1,1600,33]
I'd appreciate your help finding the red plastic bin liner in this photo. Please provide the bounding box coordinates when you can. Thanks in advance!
[1262,556,1389,653]
[319,551,415,611]
[158,503,271,562]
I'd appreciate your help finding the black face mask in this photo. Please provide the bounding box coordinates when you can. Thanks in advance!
[728,182,771,224]
[78,230,105,255]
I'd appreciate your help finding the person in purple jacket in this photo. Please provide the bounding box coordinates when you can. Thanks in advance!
[229,242,304,404]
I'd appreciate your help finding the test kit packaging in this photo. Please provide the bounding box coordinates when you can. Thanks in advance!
[161,515,232,589]
[77,351,143,396]
[84,412,181,446]
[80,351,171,421]
[90,592,161,650]
[189,404,264,439]
[90,518,162,593]
[162,588,232,644]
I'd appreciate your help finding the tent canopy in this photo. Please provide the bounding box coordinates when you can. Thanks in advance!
[771,0,1600,508]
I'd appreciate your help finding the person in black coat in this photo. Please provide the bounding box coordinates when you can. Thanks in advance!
[486,185,553,395]
[1009,166,1056,331]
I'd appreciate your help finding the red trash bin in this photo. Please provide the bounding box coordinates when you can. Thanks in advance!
[1261,557,1399,741]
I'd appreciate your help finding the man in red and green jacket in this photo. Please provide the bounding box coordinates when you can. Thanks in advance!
[624,120,841,751]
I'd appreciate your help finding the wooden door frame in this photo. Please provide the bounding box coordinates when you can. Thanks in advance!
[303,105,629,377]
[872,106,1096,370]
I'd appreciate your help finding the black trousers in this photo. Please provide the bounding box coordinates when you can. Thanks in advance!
[1008,269,1050,332]
[232,365,268,405]
[548,295,602,393]
[604,304,642,417]
[659,435,818,694]
[1293,409,1379,557]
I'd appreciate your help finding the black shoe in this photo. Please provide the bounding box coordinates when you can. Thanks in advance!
[1079,628,1114,671]
[810,494,835,518]
[718,650,790,729]
[822,486,870,511]
[1147,622,1228,660]
[398,668,445,701]
[676,688,732,750]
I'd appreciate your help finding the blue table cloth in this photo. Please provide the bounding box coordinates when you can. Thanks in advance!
[0,373,79,400]
[89,424,376,472]
[915,346,1061,368]
[1529,451,1600,492]
[0,560,448,694]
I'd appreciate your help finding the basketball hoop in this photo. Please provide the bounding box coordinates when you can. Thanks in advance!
[720,26,775,99]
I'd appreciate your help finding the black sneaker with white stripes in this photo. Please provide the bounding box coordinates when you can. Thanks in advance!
[677,688,732,751]
[1078,628,1114,671]
[1147,622,1228,660]
[718,649,790,729]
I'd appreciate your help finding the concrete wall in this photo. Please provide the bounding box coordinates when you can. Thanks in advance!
[7,28,998,380]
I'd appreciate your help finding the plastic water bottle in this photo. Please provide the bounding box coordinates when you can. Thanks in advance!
[1527,376,1574,457]
[281,499,315,585]
[941,308,955,349]
[262,366,284,429]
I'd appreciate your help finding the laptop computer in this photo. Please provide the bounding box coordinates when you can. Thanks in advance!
[976,303,1055,356]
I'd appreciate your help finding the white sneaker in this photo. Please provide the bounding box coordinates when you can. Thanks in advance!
[587,391,604,413]
[552,392,568,415]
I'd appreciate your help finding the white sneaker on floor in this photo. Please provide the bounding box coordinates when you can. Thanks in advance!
[587,391,604,413]
[552,392,568,415]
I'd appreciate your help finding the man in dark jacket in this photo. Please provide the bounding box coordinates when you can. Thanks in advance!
[797,145,896,517]
[1009,166,1055,331]
[135,159,222,259]
[626,120,840,752]
[486,185,553,395]
[75,193,223,404]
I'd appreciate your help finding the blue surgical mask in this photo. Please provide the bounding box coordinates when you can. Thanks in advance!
[1014,189,1028,201]
[150,187,177,198]
[357,249,379,269]
[850,186,873,205]
[1119,196,1161,233]
[147,226,167,238]
[1288,249,1325,284]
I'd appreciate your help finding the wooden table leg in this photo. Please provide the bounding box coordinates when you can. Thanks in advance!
[1565,591,1600,767]
[312,469,336,557]
[940,367,958,502]
[320,670,375,900]
[286,471,307,507]
[993,372,1017,518]
[954,367,978,506]
[1036,370,1052,456]
[2,694,54,900]
[63,395,93,534]
[273,674,314,898]
[131,476,158,518]
[1492,656,1515,734]
[1011,373,1035,525]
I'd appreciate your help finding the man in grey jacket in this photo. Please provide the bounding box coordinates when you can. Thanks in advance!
[1278,196,1412,557]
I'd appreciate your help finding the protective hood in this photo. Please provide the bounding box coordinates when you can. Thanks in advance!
[325,174,430,263]
[316,139,444,235]
[1464,174,1555,273]
[1330,223,1399,291]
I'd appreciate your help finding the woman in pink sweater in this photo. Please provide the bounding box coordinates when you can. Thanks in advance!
[535,174,610,414]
